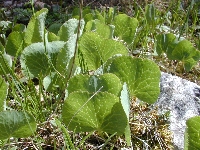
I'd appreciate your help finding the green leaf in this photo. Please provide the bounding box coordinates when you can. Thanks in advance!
[184,58,197,72]
[120,83,131,146]
[68,73,122,96]
[48,23,62,35]
[62,91,127,135]
[0,110,36,140]
[24,8,48,46]
[0,77,8,111]
[120,83,130,119]
[106,7,115,24]
[85,20,113,39]
[105,56,160,104]
[145,3,156,26]
[12,24,26,32]
[79,32,128,70]
[113,14,138,44]
[5,31,24,56]
[156,33,176,56]
[56,19,85,78]
[0,53,12,75]
[58,19,85,41]
[47,32,59,42]
[185,116,200,150]
[0,42,4,52]
[84,11,104,24]
[172,40,196,61]
[20,41,65,78]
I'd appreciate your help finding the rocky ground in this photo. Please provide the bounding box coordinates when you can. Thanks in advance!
[155,72,200,150]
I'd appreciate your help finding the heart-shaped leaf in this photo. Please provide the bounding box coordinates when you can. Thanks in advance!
[172,40,196,61]
[105,56,160,104]
[113,14,138,44]
[156,33,176,56]
[20,41,65,78]
[62,91,127,135]
[0,110,36,140]
[68,73,122,96]
[78,32,128,70]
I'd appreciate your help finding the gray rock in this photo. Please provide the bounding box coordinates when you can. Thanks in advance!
[154,72,200,150]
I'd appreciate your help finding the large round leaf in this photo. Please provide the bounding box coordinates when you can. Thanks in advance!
[105,56,160,104]
[62,91,127,135]
[20,41,65,78]
[78,32,128,70]
[67,73,122,96]
[0,110,36,140]
[156,33,176,56]
[113,14,138,44]
[172,40,197,61]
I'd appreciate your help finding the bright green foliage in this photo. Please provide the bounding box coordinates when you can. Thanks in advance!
[12,24,26,32]
[185,116,200,150]
[0,110,36,140]
[85,20,113,39]
[0,76,8,111]
[156,33,200,71]
[105,56,160,104]
[172,40,197,61]
[84,10,105,24]
[63,73,128,135]
[0,7,171,146]
[24,8,48,46]
[156,33,176,56]
[68,73,122,96]
[62,91,127,135]
[56,19,85,76]
[113,14,138,44]
[5,31,24,56]
[58,19,85,41]
[47,32,59,42]
[20,41,65,78]
[105,7,115,24]
[78,32,128,70]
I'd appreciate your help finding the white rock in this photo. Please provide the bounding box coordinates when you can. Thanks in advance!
[154,72,200,150]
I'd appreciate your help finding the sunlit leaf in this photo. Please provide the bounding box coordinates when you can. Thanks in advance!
[113,14,138,44]
[68,73,122,96]
[79,32,128,70]
[62,91,127,135]
[105,56,160,104]
[24,8,48,46]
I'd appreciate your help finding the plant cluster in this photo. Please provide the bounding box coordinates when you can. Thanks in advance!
[0,0,199,149]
